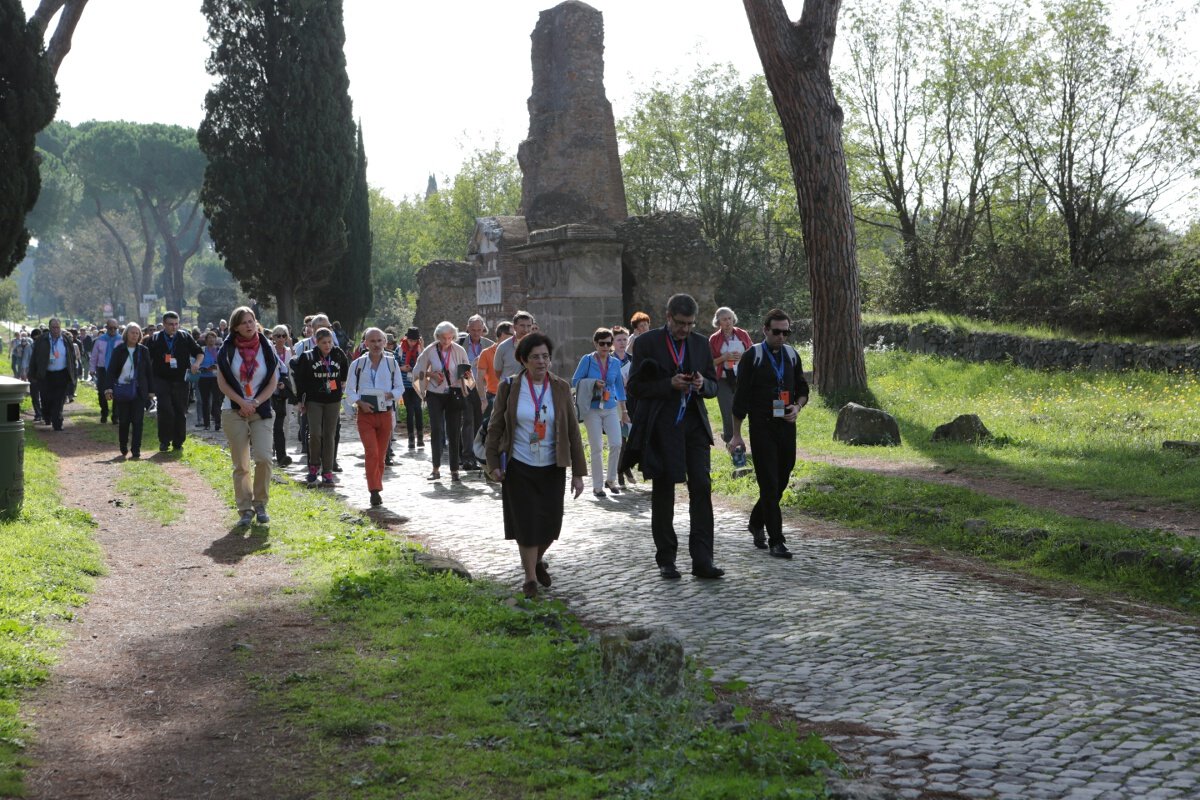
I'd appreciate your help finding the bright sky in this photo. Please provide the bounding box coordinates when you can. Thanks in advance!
[24,0,768,203]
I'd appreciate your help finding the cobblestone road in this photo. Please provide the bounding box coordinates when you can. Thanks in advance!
[203,414,1200,800]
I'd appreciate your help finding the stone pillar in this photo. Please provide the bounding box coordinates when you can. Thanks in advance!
[514,224,624,375]
[517,1,627,231]
[413,260,476,336]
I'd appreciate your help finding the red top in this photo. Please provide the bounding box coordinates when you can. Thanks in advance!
[708,328,754,379]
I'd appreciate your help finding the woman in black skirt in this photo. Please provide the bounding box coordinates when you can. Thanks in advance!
[485,333,586,598]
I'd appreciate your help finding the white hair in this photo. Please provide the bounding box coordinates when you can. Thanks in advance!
[712,306,738,327]
[434,321,459,339]
[466,314,486,330]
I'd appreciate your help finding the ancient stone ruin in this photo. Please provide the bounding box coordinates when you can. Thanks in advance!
[415,0,721,372]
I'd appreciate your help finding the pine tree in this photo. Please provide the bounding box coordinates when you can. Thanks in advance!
[198,0,356,326]
[320,122,373,338]
[0,0,58,275]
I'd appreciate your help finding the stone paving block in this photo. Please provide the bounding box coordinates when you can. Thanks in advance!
[266,417,1200,800]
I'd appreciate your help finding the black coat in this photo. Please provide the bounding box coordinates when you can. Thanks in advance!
[290,347,349,404]
[105,344,154,407]
[620,326,718,482]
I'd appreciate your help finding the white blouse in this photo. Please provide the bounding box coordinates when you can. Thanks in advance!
[510,375,557,468]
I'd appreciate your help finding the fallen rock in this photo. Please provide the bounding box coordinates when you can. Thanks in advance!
[931,414,993,443]
[412,552,472,581]
[1163,440,1200,456]
[600,625,685,695]
[963,518,989,534]
[833,403,901,446]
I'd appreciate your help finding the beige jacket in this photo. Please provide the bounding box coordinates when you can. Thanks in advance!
[485,371,587,478]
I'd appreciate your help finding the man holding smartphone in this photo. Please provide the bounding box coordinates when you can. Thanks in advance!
[624,293,724,580]
[727,309,809,558]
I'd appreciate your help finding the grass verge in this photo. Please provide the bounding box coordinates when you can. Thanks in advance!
[76,418,841,798]
[115,459,186,526]
[0,434,104,795]
[712,455,1200,612]
[731,348,1200,509]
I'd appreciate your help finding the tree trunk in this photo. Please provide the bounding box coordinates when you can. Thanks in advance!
[743,0,867,398]
[275,281,297,331]
[29,0,89,76]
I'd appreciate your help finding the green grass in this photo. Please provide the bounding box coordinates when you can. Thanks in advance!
[0,435,104,795]
[755,348,1200,508]
[115,459,186,526]
[861,311,1195,345]
[159,433,837,798]
[712,459,1200,611]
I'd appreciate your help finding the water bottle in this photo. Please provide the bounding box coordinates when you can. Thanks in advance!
[732,445,747,469]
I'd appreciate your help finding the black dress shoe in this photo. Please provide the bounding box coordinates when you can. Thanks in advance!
[659,564,682,580]
[750,524,768,549]
[369,490,382,506]
[769,543,794,559]
[535,561,552,588]
[691,563,725,579]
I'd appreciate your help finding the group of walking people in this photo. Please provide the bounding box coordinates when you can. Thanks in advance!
[42,291,807,600]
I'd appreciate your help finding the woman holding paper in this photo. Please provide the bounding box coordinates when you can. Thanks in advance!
[485,332,587,599]
[104,323,153,459]
[347,327,402,506]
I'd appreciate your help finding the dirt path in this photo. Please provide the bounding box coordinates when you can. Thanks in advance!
[20,412,322,800]
[795,447,1200,536]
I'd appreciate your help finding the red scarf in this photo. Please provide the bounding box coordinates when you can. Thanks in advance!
[235,333,261,386]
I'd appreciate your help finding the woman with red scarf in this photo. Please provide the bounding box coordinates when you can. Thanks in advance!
[215,306,279,527]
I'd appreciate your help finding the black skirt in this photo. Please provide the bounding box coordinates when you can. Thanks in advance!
[502,456,567,547]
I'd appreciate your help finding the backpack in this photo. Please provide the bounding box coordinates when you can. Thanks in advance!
[750,342,799,370]
[353,353,398,390]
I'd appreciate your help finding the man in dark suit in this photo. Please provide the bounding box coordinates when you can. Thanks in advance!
[624,293,725,580]
[145,311,203,452]
[28,318,77,431]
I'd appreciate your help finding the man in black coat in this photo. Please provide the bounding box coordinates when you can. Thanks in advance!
[145,311,203,451]
[727,309,809,559]
[28,318,77,431]
[623,293,724,580]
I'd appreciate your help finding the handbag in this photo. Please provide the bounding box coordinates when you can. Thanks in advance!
[113,380,137,402]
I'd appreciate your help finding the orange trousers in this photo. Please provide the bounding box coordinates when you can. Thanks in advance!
[356,410,395,491]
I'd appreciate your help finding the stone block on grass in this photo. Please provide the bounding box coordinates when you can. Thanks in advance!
[833,403,901,446]
[931,414,993,444]
[600,625,684,695]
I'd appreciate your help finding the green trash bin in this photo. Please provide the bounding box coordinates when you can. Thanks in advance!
[0,376,29,519]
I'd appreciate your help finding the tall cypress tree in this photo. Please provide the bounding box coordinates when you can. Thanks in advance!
[0,0,58,275]
[319,122,372,338]
[198,0,356,326]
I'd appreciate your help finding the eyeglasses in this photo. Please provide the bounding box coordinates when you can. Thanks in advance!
[272,334,286,339]
[596,341,613,347]
[769,329,792,336]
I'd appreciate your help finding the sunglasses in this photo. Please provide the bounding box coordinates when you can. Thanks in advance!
[769,328,792,336]
[272,334,287,338]
[596,340,613,346]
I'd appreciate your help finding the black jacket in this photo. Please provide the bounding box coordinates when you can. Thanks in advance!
[215,332,279,420]
[291,347,349,404]
[106,344,154,407]
[146,330,203,382]
[620,326,718,482]
[731,342,809,423]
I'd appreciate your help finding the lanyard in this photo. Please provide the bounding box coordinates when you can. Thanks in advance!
[526,372,550,422]
[163,333,176,355]
[436,346,453,379]
[468,340,482,360]
[764,345,786,390]
[665,334,686,371]
[50,336,61,358]
[594,353,608,384]
[667,334,691,424]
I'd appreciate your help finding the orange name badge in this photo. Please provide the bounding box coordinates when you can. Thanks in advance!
[243,383,253,397]
[327,379,338,391]
[533,420,547,440]
[779,391,790,405]
[602,389,611,402]
[164,355,173,363]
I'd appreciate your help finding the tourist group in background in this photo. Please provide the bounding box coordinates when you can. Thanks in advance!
[10,292,807,599]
